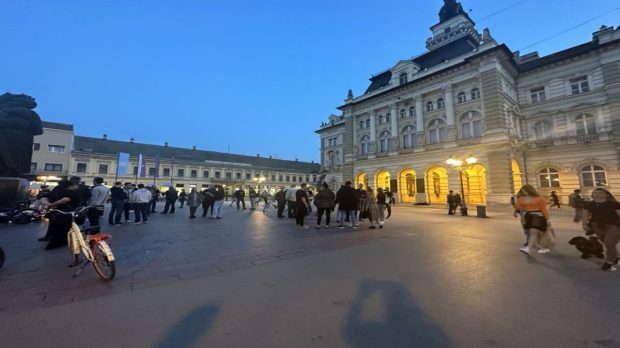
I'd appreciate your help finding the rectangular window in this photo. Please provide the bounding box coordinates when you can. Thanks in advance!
[133,166,138,175]
[570,76,589,95]
[246,173,251,180]
[177,169,184,177]
[530,87,546,103]
[98,164,108,174]
[236,172,242,179]
[48,145,65,153]
[279,175,283,181]
[76,163,87,173]
[30,162,37,172]
[203,170,209,178]
[226,172,232,179]
[163,168,170,176]
[148,168,156,176]
[292,176,297,182]
[286,175,290,182]
[44,163,62,171]
[215,171,221,178]
[191,170,197,178]
[313,175,317,183]
[33,143,40,151]
[271,175,276,181]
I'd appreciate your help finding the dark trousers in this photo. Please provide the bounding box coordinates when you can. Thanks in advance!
[108,199,125,224]
[236,199,246,209]
[189,206,198,218]
[277,201,285,217]
[150,200,157,212]
[163,199,176,213]
[179,199,185,208]
[317,208,332,225]
[134,203,149,222]
[47,212,72,247]
[287,201,296,218]
[448,203,457,215]
[202,201,214,216]
[385,204,392,218]
[124,202,133,221]
[87,206,102,228]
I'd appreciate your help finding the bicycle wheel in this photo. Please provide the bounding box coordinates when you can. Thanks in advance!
[262,203,269,213]
[68,232,79,265]
[91,241,115,280]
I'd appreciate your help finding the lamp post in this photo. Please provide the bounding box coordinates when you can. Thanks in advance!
[254,176,265,193]
[446,155,478,216]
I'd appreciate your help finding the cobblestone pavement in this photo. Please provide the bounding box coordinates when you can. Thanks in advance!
[0,202,599,317]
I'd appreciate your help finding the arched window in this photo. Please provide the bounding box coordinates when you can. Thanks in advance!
[426,101,434,112]
[378,115,383,124]
[471,88,480,100]
[360,135,370,155]
[437,98,445,109]
[460,111,483,138]
[580,165,607,187]
[409,106,415,117]
[386,113,391,123]
[534,120,552,140]
[379,131,391,152]
[400,109,406,119]
[401,125,417,148]
[359,121,364,129]
[399,72,408,85]
[575,114,596,135]
[428,119,446,144]
[365,119,370,128]
[539,168,560,188]
[457,91,467,103]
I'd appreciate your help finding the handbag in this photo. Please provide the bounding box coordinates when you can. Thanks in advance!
[538,227,556,249]
[524,211,547,231]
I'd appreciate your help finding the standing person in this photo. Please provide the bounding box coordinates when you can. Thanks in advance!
[234,188,246,210]
[337,181,358,229]
[295,183,310,228]
[357,184,367,221]
[87,177,109,229]
[187,188,202,219]
[285,185,297,219]
[376,188,386,228]
[582,188,620,271]
[314,182,335,229]
[386,190,395,205]
[366,187,380,229]
[162,186,178,214]
[131,184,152,224]
[384,189,392,219]
[149,185,160,213]
[514,184,550,255]
[39,180,83,250]
[274,186,286,218]
[512,188,529,246]
[569,189,584,222]
[201,186,215,217]
[447,190,457,215]
[70,176,91,208]
[178,189,186,208]
[248,187,258,210]
[454,193,463,215]
[229,188,238,207]
[108,182,127,225]
[306,189,314,214]
[122,182,134,223]
[211,185,225,219]
[549,190,561,209]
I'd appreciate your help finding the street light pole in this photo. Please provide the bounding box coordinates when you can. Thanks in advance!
[447,155,477,216]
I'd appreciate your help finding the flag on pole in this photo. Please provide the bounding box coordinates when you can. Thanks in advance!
[154,155,160,178]
[117,152,129,176]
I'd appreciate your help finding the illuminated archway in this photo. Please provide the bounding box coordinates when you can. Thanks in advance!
[398,168,416,203]
[463,163,487,204]
[375,170,391,191]
[356,172,368,189]
[426,166,448,203]
[511,159,523,193]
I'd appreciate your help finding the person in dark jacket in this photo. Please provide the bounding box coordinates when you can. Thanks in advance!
[39,180,83,250]
[314,183,335,228]
[122,182,134,222]
[202,186,215,217]
[162,187,178,214]
[274,186,286,218]
[234,188,246,210]
[108,181,128,225]
[447,190,457,215]
[582,188,620,271]
[295,183,310,228]
[336,181,359,229]
[549,190,561,209]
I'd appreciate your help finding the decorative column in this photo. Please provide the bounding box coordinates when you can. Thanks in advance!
[390,104,399,150]
[415,96,425,146]
[444,85,457,140]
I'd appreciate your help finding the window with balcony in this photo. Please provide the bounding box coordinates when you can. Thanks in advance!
[76,163,87,173]
[148,168,156,176]
[48,145,65,153]
[236,172,242,179]
[530,87,546,103]
[360,121,364,129]
[399,72,408,85]
[575,114,596,135]
[379,131,390,152]
[580,165,607,187]
[293,176,297,182]
[539,168,560,188]
[428,119,446,144]
[401,125,416,148]
[385,113,391,123]
[533,120,552,140]
[360,135,370,155]
[457,92,467,103]
[271,174,276,181]
[98,164,108,174]
[570,76,589,95]
[225,172,232,179]
[246,173,251,180]
[279,175,283,181]
[426,101,434,112]
[365,119,370,128]
[286,175,290,182]
[471,88,480,100]
[437,98,444,109]
[460,111,483,139]
[44,163,63,171]
[203,170,209,178]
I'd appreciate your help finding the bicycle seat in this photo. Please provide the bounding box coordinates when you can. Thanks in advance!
[86,233,112,242]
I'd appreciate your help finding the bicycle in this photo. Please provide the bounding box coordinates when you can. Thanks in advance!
[49,207,116,280]
[262,198,279,213]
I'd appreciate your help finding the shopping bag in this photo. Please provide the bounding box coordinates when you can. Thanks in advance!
[538,227,556,249]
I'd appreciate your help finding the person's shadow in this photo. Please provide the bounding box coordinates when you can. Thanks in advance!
[344,280,452,348]
[155,304,218,348]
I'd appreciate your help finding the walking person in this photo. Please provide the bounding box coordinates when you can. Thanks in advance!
[131,184,152,224]
[447,190,457,215]
[285,185,297,219]
[549,190,561,209]
[211,185,225,219]
[314,182,335,229]
[274,186,286,218]
[108,181,127,225]
[366,187,380,229]
[569,189,585,223]
[376,188,386,228]
[162,186,178,214]
[87,177,109,230]
[295,183,310,228]
[202,186,215,217]
[384,189,392,219]
[187,188,202,219]
[123,182,134,223]
[582,188,620,271]
[249,187,258,210]
[513,184,550,255]
[178,189,186,208]
[234,188,246,210]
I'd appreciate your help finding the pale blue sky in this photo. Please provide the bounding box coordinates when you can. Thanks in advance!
[1,0,619,162]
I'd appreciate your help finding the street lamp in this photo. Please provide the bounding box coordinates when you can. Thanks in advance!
[253,176,266,193]
[446,155,478,216]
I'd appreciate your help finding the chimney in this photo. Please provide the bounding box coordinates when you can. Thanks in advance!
[130,137,135,143]
[103,134,107,140]
[164,142,168,147]
[192,145,196,150]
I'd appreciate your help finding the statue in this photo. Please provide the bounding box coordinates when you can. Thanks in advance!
[0,93,43,176]
[439,0,465,22]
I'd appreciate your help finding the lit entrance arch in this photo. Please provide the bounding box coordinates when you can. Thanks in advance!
[375,170,391,191]
[463,163,487,204]
[511,159,523,193]
[356,172,368,189]
[426,166,448,203]
[399,168,416,203]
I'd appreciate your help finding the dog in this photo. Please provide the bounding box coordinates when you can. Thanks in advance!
[568,236,604,259]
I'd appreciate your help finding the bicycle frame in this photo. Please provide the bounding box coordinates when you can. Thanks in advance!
[68,222,115,263]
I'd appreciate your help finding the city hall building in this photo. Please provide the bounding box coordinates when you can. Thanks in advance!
[317,0,620,207]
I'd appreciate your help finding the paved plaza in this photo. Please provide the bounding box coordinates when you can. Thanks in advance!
[1,202,619,347]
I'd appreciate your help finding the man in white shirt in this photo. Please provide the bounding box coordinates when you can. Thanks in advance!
[87,177,110,229]
[131,184,152,224]
[285,185,298,219]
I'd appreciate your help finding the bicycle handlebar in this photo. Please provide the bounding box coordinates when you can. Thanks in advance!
[47,206,90,215]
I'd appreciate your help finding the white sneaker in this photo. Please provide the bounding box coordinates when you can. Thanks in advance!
[520,246,530,254]
[302,225,309,229]
[324,225,329,229]
[538,248,551,254]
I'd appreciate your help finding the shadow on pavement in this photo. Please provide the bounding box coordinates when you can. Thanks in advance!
[155,304,218,348]
[344,279,451,348]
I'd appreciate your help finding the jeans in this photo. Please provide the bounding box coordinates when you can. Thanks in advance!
[573,208,583,223]
[287,201,296,218]
[212,200,223,218]
[134,203,149,222]
[108,199,125,224]
[338,209,357,226]
[124,202,133,221]
[189,206,198,218]
[150,200,157,212]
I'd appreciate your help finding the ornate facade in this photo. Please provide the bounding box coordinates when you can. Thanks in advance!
[317,0,620,206]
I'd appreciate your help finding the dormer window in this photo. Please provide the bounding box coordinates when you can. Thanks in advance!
[399,72,408,85]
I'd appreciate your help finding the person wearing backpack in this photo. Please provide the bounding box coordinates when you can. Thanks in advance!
[569,189,584,223]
